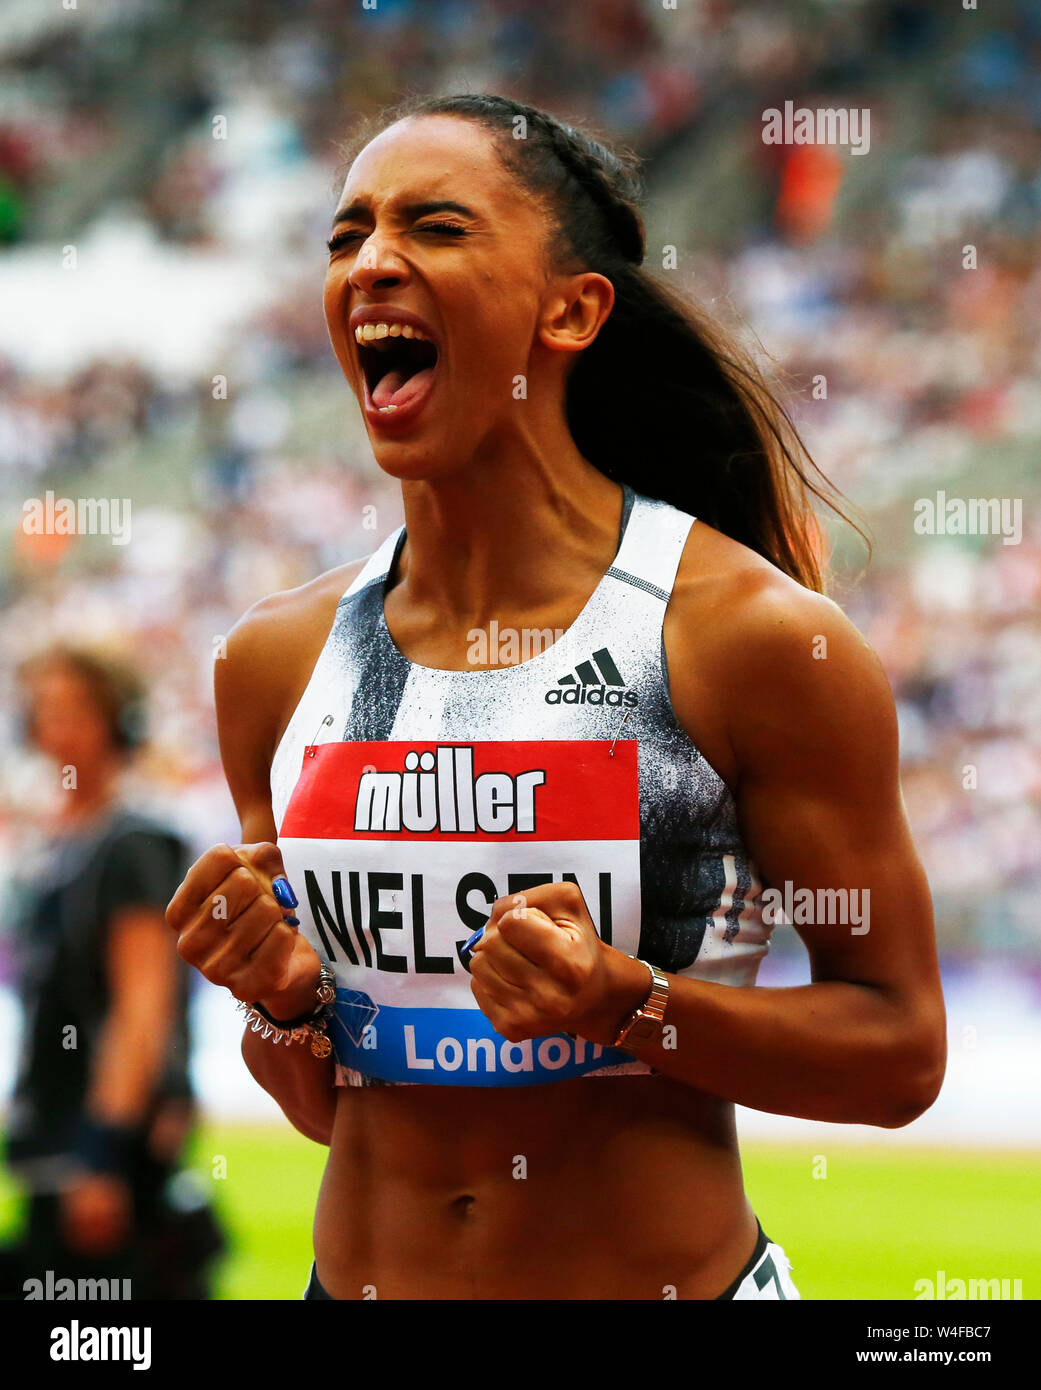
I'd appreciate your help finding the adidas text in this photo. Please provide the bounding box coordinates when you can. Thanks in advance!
[545,686,637,707]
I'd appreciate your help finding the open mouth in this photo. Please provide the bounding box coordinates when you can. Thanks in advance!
[357,328,439,413]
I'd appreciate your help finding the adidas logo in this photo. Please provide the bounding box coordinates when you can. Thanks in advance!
[545,647,638,708]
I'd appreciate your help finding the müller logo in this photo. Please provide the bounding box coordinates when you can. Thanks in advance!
[354,745,546,834]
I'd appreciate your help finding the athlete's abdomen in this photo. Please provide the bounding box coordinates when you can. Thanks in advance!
[312,1073,757,1299]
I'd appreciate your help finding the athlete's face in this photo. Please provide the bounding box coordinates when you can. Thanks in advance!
[324,115,578,478]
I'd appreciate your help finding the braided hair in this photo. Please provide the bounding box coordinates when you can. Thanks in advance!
[336,92,866,593]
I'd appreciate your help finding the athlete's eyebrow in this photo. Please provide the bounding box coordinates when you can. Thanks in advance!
[332,199,477,226]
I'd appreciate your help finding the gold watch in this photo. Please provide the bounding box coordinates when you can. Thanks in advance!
[612,958,669,1053]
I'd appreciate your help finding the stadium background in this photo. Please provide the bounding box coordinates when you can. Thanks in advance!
[0,0,1038,1299]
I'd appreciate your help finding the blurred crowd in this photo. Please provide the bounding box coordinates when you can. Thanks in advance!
[1,0,1039,967]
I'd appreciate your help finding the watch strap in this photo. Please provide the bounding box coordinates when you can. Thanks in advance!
[612,958,669,1052]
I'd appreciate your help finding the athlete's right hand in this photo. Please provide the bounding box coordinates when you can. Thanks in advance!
[165,842,322,1019]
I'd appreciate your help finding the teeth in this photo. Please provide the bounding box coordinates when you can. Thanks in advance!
[355,321,429,343]
[378,405,398,413]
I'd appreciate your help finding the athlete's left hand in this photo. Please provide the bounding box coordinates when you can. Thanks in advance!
[467,883,646,1046]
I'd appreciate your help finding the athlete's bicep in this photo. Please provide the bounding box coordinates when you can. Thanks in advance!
[727,586,944,1043]
[213,603,283,843]
[213,561,371,845]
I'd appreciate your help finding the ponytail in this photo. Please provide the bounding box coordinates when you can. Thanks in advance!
[339,92,867,593]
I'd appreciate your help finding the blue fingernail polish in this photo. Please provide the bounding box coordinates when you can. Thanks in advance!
[284,914,300,927]
[460,926,485,957]
[272,877,298,910]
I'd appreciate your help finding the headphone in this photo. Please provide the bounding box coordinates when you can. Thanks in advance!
[110,696,150,751]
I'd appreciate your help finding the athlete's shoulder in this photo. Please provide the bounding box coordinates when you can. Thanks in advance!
[227,553,376,664]
[670,518,866,664]
[214,554,374,767]
[667,519,898,775]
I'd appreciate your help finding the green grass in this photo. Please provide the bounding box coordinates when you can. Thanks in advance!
[2,1126,1037,1300]
[742,1143,1040,1300]
[187,1124,328,1301]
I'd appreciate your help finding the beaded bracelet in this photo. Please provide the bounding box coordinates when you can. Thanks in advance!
[236,964,336,1058]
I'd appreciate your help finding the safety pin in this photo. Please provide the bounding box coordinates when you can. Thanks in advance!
[609,707,633,756]
[307,713,334,756]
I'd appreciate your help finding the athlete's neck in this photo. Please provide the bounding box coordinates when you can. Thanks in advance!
[393,441,625,626]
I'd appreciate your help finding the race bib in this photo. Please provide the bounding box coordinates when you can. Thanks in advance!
[278,739,642,1086]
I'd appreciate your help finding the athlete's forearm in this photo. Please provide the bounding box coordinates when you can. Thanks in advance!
[599,950,945,1127]
[240,1026,337,1145]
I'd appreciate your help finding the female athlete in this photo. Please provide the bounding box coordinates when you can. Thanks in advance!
[166,93,946,1300]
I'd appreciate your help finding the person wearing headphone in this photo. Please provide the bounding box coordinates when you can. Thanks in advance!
[2,645,223,1299]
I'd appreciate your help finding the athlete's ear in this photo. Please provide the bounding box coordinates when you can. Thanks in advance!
[536,271,614,358]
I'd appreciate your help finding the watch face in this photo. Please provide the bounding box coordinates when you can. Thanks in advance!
[629,1016,659,1044]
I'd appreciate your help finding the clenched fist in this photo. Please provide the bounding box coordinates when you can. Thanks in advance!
[165,842,321,1020]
